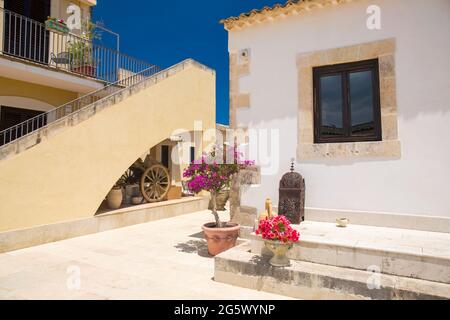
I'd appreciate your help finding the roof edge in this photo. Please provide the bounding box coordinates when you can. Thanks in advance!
[220,0,357,31]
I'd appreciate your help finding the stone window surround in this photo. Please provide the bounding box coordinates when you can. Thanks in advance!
[297,38,401,160]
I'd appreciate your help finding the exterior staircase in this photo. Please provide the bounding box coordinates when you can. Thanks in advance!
[0,64,161,147]
[0,59,216,233]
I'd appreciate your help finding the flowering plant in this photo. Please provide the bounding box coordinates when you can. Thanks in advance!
[183,145,254,227]
[45,17,69,34]
[256,215,300,243]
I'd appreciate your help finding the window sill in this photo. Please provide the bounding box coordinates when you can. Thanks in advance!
[297,140,401,160]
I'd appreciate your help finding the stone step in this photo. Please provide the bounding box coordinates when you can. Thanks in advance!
[248,222,450,284]
[214,243,450,300]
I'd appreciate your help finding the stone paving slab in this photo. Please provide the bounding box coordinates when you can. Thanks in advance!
[0,211,292,300]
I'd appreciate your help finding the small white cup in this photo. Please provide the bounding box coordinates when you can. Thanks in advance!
[336,218,349,227]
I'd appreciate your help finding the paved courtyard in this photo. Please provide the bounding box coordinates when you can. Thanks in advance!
[0,210,290,300]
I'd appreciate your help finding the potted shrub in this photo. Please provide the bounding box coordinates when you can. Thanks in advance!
[256,215,300,267]
[183,146,254,256]
[68,21,99,77]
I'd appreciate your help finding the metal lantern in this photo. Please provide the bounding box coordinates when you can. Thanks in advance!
[278,160,305,224]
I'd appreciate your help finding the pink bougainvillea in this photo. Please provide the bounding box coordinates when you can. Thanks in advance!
[183,145,254,227]
[256,215,300,243]
[183,146,254,194]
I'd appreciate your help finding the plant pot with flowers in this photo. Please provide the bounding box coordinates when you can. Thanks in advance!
[45,17,69,35]
[183,145,254,256]
[256,215,300,267]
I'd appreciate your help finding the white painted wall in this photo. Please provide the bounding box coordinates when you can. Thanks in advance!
[230,0,450,217]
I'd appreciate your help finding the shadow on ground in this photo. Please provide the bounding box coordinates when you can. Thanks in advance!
[175,239,211,258]
[188,231,205,239]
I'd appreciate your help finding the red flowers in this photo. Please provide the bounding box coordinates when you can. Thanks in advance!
[256,215,300,243]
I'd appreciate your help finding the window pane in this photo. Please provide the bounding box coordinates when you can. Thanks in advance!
[320,75,344,137]
[349,70,375,136]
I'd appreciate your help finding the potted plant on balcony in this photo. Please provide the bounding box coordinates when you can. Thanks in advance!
[183,145,254,256]
[45,17,69,35]
[68,21,99,77]
[256,215,300,267]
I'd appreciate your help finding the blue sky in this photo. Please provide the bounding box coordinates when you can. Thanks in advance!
[93,0,281,125]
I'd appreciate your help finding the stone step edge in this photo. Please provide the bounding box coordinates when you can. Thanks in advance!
[214,245,450,300]
[245,230,450,263]
[249,233,450,284]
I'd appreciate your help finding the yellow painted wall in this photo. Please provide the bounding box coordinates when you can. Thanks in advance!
[0,76,78,108]
[0,63,215,232]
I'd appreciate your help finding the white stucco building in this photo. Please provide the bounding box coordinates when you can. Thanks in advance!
[222,0,450,231]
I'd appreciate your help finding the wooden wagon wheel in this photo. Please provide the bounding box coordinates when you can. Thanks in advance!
[140,164,171,203]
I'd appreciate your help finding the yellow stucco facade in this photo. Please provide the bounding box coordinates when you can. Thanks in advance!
[0,62,216,232]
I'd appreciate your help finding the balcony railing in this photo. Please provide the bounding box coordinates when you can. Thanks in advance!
[0,7,155,83]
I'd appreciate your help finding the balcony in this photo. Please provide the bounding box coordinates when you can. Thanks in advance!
[0,7,155,84]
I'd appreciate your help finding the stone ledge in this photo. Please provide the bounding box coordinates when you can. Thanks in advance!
[0,196,209,254]
[306,208,450,233]
[297,140,401,160]
[297,38,396,68]
[214,244,450,300]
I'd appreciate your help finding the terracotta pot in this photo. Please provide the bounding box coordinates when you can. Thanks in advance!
[202,222,240,256]
[72,65,96,77]
[106,187,123,209]
[264,240,293,267]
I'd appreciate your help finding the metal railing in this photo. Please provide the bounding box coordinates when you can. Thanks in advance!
[0,64,161,146]
[0,7,154,83]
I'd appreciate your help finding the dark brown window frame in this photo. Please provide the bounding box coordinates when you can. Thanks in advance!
[313,59,382,144]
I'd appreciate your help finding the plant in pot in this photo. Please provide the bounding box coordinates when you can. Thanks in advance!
[256,215,300,267]
[45,17,69,35]
[183,146,254,256]
[67,20,100,77]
